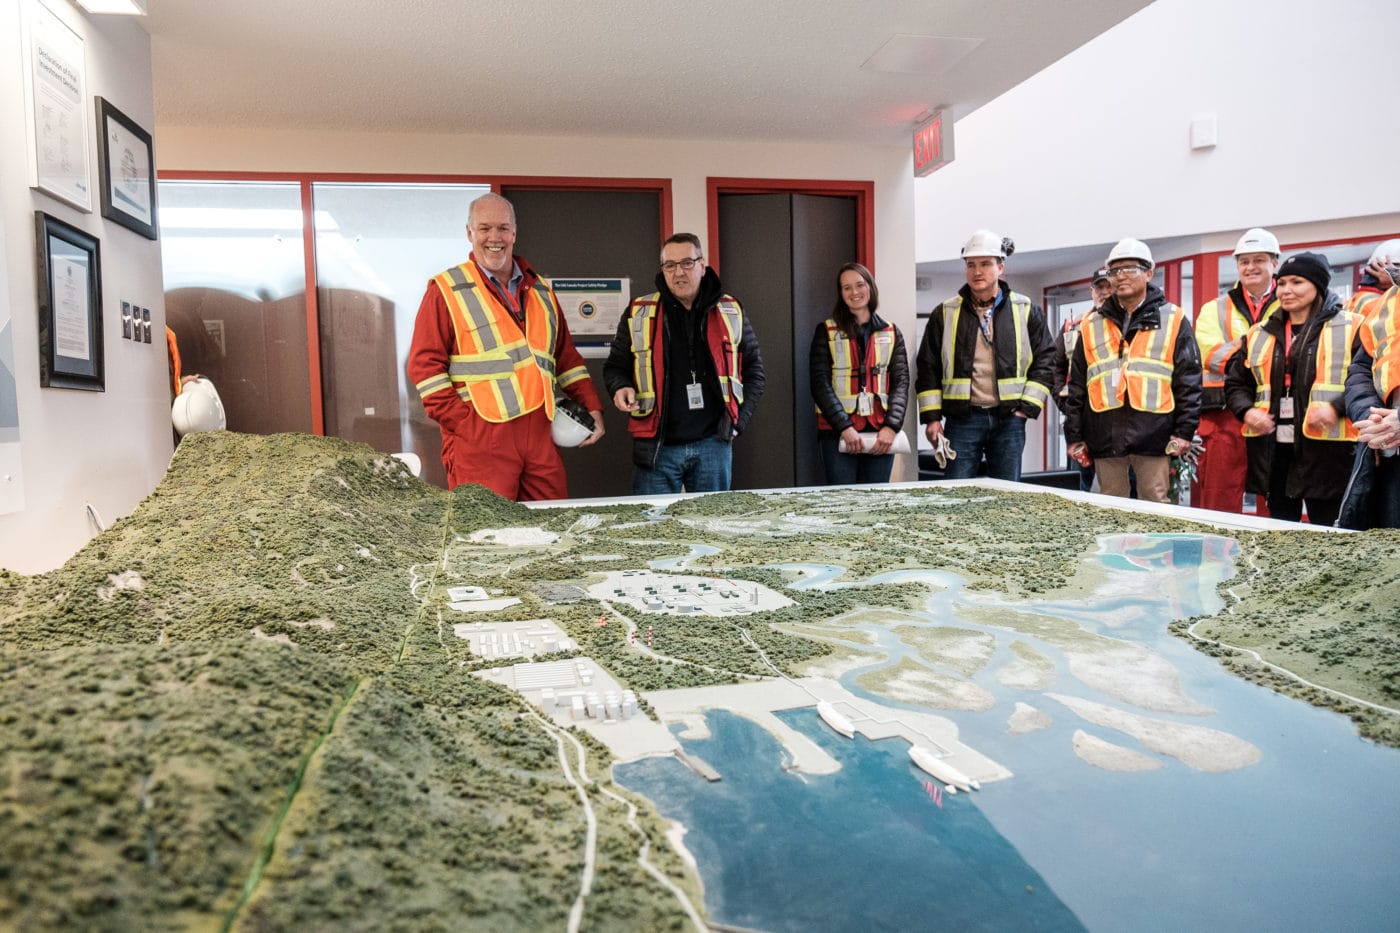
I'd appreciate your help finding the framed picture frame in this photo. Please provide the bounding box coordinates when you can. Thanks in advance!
[20,0,92,212]
[95,97,157,240]
[34,211,104,391]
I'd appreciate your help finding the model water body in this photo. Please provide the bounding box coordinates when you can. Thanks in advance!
[618,534,1400,931]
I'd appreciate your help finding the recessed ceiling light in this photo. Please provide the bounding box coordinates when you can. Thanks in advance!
[862,35,982,76]
[75,0,147,15]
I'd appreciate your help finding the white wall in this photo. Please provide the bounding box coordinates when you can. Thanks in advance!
[915,0,1400,263]
[0,0,169,574]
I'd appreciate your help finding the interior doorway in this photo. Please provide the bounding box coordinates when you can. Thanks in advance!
[711,182,870,490]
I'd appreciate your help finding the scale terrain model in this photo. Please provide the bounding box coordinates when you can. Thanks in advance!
[0,432,1396,930]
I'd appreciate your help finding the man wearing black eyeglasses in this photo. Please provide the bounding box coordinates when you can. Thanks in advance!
[1063,239,1202,503]
[604,232,765,493]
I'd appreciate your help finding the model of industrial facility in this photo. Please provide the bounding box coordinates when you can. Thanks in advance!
[0,432,1396,930]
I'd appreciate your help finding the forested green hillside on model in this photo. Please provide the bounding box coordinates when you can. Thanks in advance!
[1,431,1396,929]
[0,434,695,931]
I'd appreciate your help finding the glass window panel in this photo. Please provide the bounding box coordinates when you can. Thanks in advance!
[310,182,490,488]
[158,181,312,434]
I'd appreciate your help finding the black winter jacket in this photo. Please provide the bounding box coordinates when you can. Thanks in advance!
[914,281,1056,422]
[809,314,910,435]
[1224,290,1356,500]
[603,268,766,470]
[1063,284,1202,458]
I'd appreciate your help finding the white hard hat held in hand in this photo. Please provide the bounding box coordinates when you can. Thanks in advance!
[551,396,596,447]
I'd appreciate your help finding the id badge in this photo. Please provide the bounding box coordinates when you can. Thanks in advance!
[686,381,704,410]
[856,391,874,416]
[1279,396,1295,419]
[1107,367,1121,396]
[1276,424,1295,444]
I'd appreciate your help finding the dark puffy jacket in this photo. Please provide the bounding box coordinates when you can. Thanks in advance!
[1063,284,1202,458]
[1224,290,1355,500]
[809,314,909,434]
[603,268,765,470]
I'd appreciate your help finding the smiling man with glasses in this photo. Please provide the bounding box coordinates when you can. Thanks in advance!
[1062,238,1203,504]
[604,232,765,493]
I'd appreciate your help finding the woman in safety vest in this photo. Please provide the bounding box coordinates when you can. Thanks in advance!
[1224,252,1361,525]
[809,263,910,485]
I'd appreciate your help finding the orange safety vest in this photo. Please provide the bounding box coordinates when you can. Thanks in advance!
[627,294,745,438]
[1365,286,1400,405]
[414,262,559,423]
[816,319,896,429]
[1079,304,1185,414]
[1240,311,1362,441]
[1196,286,1278,390]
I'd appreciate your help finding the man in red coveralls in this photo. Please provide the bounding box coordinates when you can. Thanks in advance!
[408,193,603,500]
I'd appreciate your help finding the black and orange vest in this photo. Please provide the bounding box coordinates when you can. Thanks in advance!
[626,294,745,438]
[816,319,896,430]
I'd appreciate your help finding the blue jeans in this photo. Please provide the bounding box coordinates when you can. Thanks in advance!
[941,410,1026,481]
[632,436,733,494]
[818,436,895,485]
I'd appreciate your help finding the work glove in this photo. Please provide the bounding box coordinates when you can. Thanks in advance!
[930,433,957,470]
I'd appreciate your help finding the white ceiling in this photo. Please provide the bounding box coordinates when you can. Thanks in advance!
[145,0,1152,145]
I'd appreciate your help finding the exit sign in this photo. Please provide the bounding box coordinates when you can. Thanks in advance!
[913,111,954,177]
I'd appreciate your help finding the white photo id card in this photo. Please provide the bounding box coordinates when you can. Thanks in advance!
[856,391,874,416]
[1276,424,1295,444]
[686,381,704,410]
[1279,396,1294,419]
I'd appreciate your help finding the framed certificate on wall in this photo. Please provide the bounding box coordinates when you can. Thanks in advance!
[35,211,104,391]
[96,97,157,239]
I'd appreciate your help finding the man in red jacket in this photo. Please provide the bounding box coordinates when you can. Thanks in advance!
[408,193,603,501]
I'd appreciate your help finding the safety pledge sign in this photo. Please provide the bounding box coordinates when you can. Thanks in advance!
[552,277,630,339]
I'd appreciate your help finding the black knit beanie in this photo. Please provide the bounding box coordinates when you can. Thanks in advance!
[1276,251,1331,295]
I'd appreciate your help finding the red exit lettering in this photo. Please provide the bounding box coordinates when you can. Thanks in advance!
[915,119,941,168]
[913,111,953,177]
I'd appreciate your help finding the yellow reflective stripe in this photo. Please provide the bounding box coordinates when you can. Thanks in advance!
[917,389,941,413]
[415,374,453,398]
[944,378,971,400]
[557,365,589,387]
[940,296,961,381]
[870,328,895,401]
[716,300,744,405]
[825,321,859,411]
[444,267,507,351]
[1304,312,1361,441]
[1242,329,1275,435]
[1018,379,1050,409]
[630,299,659,411]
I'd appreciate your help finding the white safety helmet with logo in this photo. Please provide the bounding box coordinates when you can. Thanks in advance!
[1106,238,1154,269]
[550,396,596,447]
[171,377,227,436]
[1233,228,1281,257]
[960,229,1015,260]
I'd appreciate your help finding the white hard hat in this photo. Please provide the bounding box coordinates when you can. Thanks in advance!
[1368,239,1400,267]
[550,396,595,447]
[1233,227,1280,257]
[171,377,226,436]
[1106,238,1154,269]
[961,229,1013,260]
